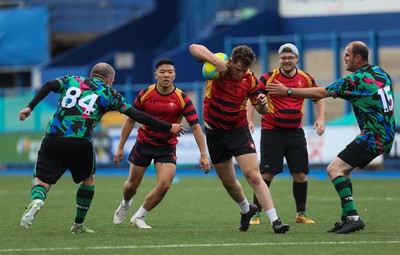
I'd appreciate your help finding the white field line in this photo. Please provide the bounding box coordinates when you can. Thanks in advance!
[1,241,400,253]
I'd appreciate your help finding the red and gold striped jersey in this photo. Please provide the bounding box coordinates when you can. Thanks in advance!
[134,84,199,147]
[259,68,316,129]
[203,70,261,131]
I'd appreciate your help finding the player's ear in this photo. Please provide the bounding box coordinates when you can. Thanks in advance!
[106,77,114,86]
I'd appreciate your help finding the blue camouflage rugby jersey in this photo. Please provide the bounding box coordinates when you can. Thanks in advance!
[46,75,131,139]
[325,64,395,154]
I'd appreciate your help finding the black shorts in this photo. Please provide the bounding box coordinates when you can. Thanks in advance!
[338,140,380,169]
[128,141,176,167]
[260,128,309,175]
[35,135,95,184]
[205,125,256,164]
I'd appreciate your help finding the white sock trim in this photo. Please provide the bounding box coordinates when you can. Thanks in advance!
[266,208,278,224]
[238,199,250,214]
[134,205,149,218]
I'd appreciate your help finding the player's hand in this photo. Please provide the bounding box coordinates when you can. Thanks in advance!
[214,57,228,77]
[314,119,325,136]
[266,79,288,96]
[19,107,32,121]
[170,123,187,136]
[257,93,267,106]
[113,148,124,166]
[248,121,255,134]
[200,154,211,174]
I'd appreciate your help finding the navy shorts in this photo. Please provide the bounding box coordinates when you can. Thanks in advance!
[338,140,380,169]
[205,125,256,164]
[35,135,95,184]
[260,128,309,175]
[128,141,176,167]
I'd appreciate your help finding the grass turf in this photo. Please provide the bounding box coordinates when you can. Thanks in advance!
[1,174,399,255]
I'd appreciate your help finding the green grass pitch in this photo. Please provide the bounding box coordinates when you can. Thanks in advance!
[0,174,399,255]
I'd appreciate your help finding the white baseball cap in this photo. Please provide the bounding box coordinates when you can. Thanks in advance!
[278,43,299,56]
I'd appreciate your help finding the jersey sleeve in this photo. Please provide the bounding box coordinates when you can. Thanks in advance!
[248,72,262,105]
[123,107,172,132]
[107,88,132,113]
[325,73,357,100]
[27,80,60,110]
[181,92,199,126]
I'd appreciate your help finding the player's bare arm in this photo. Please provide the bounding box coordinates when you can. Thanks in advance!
[191,123,211,174]
[113,117,135,165]
[267,79,329,99]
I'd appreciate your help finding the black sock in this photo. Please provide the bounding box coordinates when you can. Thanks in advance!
[293,181,307,213]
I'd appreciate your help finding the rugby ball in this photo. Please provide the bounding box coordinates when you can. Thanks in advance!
[202,53,228,80]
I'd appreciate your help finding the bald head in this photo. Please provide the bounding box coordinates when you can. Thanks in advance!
[348,41,369,62]
[90,63,115,85]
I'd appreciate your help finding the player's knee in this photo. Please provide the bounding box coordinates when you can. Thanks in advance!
[157,182,171,194]
[245,173,263,186]
[326,164,337,178]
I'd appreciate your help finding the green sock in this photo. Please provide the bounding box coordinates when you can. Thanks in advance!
[340,179,353,221]
[75,184,94,224]
[30,185,47,201]
[332,176,358,218]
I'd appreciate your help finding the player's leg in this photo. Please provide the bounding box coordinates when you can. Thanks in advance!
[21,135,63,229]
[71,175,95,234]
[214,159,257,231]
[250,172,273,225]
[236,153,289,233]
[131,162,176,229]
[69,140,96,234]
[20,178,51,229]
[131,146,176,229]
[114,141,150,224]
[114,163,147,224]
[286,129,314,223]
[326,142,375,234]
[252,129,282,224]
[326,157,365,234]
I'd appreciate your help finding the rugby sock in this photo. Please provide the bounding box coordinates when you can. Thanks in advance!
[134,205,149,218]
[266,208,278,224]
[340,179,353,221]
[293,181,307,213]
[332,176,358,219]
[122,199,132,208]
[253,179,271,213]
[74,184,94,224]
[30,184,47,201]
[347,179,353,193]
[238,199,250,214]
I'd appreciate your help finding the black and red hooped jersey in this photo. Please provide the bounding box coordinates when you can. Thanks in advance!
[259,68,316,129]
[203,70,261,130]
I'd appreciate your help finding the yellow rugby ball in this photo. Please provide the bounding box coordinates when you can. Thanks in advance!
[202,52,228,80]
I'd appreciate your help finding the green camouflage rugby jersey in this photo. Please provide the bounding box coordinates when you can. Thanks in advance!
[46,75,131,139]
[326,64,395,154]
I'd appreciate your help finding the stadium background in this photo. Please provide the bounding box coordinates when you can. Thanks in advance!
[0,0,399,170]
